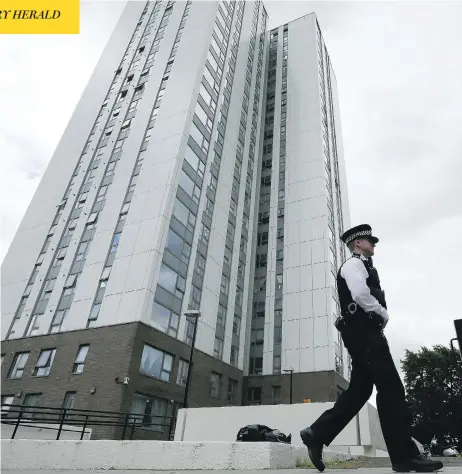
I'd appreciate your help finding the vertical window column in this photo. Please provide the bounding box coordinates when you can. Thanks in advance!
[317,23,345,376]
[249,27,278,376]
[227,1,264,367]
[182,1,241,346]
[214,1,256,360]
[272,25,288,375]
[87,2,191,329]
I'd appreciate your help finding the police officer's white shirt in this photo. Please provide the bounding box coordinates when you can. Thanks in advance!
[340,254,390,326]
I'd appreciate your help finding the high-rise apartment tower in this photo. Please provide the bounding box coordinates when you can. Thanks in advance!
[1,1,351,437]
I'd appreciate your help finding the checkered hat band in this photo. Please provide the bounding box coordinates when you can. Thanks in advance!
[345,230,372,244]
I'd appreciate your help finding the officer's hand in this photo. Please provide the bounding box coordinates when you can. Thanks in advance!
[381,309,389,329]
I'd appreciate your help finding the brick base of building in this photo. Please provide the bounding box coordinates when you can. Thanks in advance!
[1,322,348,439]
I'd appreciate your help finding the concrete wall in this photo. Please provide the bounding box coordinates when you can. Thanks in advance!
[1,440,350,470]
[174,402,388,456]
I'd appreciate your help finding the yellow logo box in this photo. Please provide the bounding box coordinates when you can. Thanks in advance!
[0,0,79,34]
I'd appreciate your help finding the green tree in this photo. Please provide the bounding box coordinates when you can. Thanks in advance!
[401,345,462,454]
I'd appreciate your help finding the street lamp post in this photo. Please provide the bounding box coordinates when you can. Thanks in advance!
[183,311,200,409]
[284,368,294,404]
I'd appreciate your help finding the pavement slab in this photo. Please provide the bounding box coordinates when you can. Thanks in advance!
[2,470,460,474]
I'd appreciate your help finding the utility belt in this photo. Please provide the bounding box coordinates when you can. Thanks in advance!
[334,302,384,333]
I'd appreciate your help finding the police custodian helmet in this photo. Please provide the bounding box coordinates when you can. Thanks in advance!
[341,224,379,245]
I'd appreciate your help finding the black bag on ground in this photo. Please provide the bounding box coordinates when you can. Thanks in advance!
[236,424,291,444]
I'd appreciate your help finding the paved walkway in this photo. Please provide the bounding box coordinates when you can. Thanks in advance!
[4,469,459,474]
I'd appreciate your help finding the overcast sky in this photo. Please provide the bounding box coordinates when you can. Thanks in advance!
[1,1,461,385]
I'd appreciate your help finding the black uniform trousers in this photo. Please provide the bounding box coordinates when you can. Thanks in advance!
[310,315,420,465]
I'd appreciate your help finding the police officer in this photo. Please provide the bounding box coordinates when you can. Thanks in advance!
[300,224,443,473]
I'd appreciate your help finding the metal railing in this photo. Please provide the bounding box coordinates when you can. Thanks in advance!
[1,404,175,440]
[449,338,462,378]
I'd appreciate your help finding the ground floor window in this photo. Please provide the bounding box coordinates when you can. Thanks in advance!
[1,395,14,418]
[129,393,168,432]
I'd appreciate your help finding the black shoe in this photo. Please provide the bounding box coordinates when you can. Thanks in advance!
[300,427,325,472]
[392,455,444,472]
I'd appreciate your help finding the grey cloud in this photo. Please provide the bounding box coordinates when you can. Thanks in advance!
[2,133,47,176]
